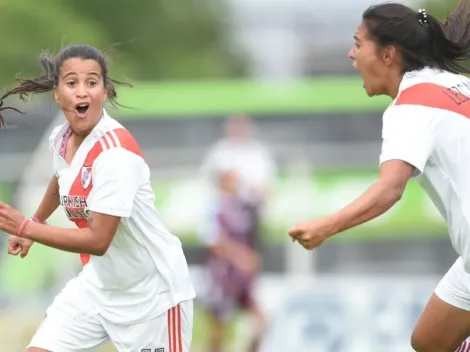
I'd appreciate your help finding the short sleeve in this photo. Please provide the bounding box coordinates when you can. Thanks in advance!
[379,105,436,175]
[255,143,277,184]
[197,202,221,246]
[87,148,148,218]
[48,125,64,152]
[199,142,224,181]
[49,124,66,177]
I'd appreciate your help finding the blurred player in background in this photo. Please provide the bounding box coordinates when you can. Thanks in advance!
[288,2,470,351]
[0,44,195,352]
[200,114,277,218]
[198,167,266,352]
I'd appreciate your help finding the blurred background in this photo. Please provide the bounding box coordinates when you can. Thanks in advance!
[0,0,462,351]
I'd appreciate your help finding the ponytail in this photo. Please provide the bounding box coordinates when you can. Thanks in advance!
[441,1,470,46]
[363,1,470,75]
[424,1,470,74]
[0,52,57,129]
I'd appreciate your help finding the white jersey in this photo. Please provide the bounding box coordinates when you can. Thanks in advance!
[200,138,277,192]
[49,110,195,324]
[380,67,470,272]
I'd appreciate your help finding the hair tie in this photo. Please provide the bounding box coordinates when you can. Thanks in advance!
[418,8,429,27]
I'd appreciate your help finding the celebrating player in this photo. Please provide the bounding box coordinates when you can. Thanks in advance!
[288,2,470,352]
[0,44,195,352]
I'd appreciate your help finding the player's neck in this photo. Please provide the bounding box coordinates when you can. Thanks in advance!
[385,72,404,99]
[69,133,87,148]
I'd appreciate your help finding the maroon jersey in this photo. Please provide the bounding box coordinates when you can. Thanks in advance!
[200,192,258,320]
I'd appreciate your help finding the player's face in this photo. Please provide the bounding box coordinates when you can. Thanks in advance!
[220,170,239,194]
[225,116,252,142]
[348,22,393,97]
[54,58,108,137]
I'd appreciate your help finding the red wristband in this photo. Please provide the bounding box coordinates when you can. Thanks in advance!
[17,218,30,237]
[31,216,46,224]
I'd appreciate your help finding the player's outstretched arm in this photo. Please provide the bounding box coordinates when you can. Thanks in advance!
[288,159,415,250]
[6,175,60,258]
[32,175,61,223]
[0,203,120,256]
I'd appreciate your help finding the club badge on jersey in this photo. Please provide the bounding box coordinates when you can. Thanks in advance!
[81,165,92,190]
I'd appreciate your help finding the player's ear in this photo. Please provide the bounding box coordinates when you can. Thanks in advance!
[53,85,60,104]
[382,45,397,67]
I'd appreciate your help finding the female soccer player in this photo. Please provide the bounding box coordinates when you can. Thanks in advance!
[0,44,195,352]
[288,2,470,352]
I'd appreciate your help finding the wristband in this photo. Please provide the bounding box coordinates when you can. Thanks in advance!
[31,216,46,224]
[17,218,30,237]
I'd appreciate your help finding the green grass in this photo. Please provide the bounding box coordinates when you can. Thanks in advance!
[115,77,391,118]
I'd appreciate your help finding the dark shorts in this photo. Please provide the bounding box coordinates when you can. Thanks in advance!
[204,269,254,322]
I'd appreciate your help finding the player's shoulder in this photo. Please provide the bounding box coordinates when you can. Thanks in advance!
[382,100,438,137]
[94,112,143,157]
[249,139,270,153]
[208,139,230,152]
[399,67,459,87]
[81,112,144,168]
[394,68,467,106]
[383,101,434,127]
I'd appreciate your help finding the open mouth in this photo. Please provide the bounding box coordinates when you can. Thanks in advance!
[75,103,89,115]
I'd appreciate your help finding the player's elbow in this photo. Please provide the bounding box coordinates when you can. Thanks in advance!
[383,183,404,205]
[93,247,108,257]
[90,240,111,256]
[86,220,118,256]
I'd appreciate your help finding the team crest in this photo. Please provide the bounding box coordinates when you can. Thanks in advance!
[81,165,92,189]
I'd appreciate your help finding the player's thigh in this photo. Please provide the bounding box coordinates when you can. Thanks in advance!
[412,257,470,351]
[28,278,108,352]
[109,299,194,352]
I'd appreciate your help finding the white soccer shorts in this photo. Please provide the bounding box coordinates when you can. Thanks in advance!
[28,278,193,352]
[435,256,470,311]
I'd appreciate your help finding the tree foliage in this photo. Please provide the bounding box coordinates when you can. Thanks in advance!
[419,0,461,19]
[0,0,247,88]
